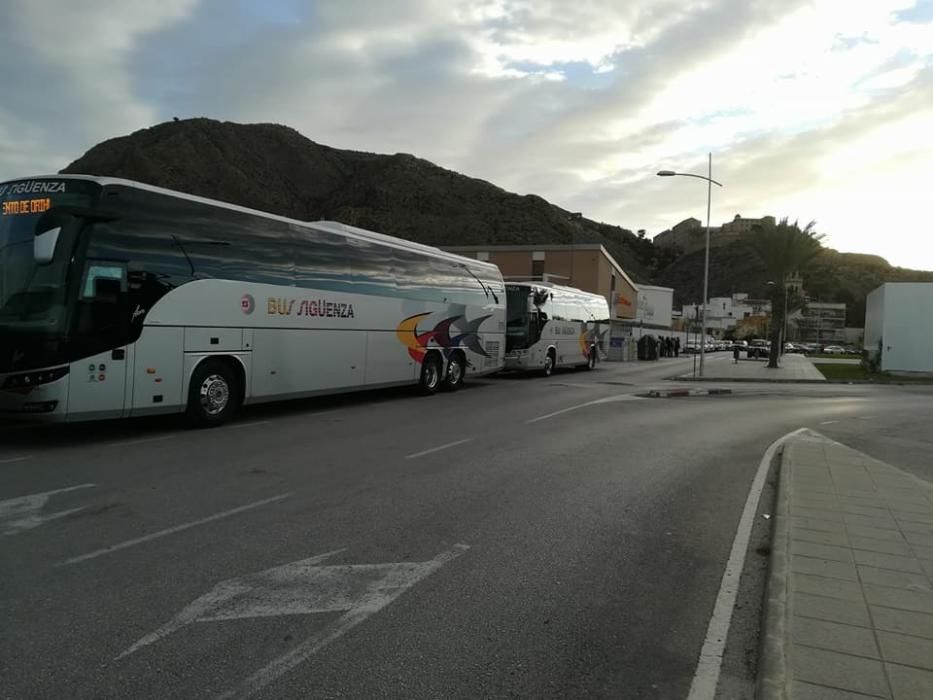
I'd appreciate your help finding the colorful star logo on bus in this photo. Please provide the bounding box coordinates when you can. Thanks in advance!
[396,313,491,363]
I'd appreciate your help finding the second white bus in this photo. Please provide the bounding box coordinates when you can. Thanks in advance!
[504,282,610,376]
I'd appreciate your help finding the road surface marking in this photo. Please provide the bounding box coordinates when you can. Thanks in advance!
[58,493,291,566]
[0,455,30,464]
[686,427,809,700]
[1,483,95,536]
[115,544,470,700]
[819,420,839,425]
[231,420,271,429]
[106,435,173,448]
[526,393,642,424]
[405,438,473,459]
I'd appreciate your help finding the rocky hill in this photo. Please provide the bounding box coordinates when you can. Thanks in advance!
[62,118,932,321]
[62,118,657,281]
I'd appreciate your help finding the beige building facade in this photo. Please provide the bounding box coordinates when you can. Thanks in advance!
[442,244,639,320]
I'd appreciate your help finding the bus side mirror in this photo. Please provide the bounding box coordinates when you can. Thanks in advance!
[34,226,62,265]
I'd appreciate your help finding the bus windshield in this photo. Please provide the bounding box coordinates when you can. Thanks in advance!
[0,179,99,332]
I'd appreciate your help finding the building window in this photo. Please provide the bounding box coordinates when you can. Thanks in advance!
[477,251,489,262]
[531,259,544,280]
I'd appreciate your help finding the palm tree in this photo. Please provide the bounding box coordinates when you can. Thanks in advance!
[747,219,825,368]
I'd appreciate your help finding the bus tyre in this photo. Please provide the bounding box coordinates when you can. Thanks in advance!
[442,352,465,391]
[186,359,241,427]
[543,350,555,377]
[419,354,442,395]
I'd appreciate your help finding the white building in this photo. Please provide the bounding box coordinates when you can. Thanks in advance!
[636,285,674,329]
[680,293,771,336]
[864,283,933,373]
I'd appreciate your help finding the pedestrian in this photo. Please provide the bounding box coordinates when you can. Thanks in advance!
[733,342,740,364]
[674,337,680,357]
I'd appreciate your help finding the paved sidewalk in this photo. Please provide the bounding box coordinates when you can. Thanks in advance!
[677,353,825,382]
[761,430,933,700]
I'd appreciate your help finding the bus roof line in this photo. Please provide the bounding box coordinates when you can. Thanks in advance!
[14,174,500,274]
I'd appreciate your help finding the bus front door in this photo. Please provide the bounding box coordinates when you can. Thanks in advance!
[66,273,130,419]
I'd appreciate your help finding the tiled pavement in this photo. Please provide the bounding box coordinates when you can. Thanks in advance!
[677,353,826,382]
[761,430,933,700]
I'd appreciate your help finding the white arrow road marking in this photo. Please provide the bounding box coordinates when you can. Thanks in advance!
[117,544,470,699]
[0,483,95,536]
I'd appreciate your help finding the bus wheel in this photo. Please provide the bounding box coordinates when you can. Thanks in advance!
[543,350,555,377]
[419,353,442,395]
[442,352,465,391]
[186,359,241,427]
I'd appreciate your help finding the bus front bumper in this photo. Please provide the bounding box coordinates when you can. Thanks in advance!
[0,369,69,421]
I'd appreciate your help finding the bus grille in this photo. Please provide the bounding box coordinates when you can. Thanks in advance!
[484,341,500,367]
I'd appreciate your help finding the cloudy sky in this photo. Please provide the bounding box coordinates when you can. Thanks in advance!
[2,0,932,268]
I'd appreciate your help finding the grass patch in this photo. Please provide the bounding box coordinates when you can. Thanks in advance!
[816,363,933,383]
[805,353,863,361]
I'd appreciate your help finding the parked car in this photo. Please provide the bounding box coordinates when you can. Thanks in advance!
[822,345,846,354]
[733,340,749,349]
[748,339,771,358]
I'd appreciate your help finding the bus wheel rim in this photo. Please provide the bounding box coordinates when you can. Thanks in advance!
[425,363,439,389]
[200,374,230,415]
[448,359,462,384]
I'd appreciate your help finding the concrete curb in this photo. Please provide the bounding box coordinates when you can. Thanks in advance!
[671,376,827,384]
[645,388,733,398]
[757,438,793,700]
[671,376,933,385]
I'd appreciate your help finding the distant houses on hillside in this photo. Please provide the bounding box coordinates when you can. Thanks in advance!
[653,214,776,254]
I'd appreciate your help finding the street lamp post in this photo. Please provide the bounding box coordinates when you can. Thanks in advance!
[658,153,723,377]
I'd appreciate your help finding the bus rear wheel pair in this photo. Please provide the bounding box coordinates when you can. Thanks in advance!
[420,352,465,394]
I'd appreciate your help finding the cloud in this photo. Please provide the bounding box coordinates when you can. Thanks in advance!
[0,0,199,175]
[1,0,931,268]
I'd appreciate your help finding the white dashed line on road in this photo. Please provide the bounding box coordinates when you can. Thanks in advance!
[106,435,173,448]
[819,420,839,425]
[230,420,272,429]
[405,438,473,460]
[58,492,292,566]
[0,455,30,464]
[526,393,643,424]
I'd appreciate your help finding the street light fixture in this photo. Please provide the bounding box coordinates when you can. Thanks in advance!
[657,154,723,377]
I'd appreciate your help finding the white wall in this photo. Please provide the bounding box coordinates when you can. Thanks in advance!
[636,286,674,328]
[863,285,885,354]
[878,284,933,373]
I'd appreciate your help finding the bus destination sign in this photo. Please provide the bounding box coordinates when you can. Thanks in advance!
[0,180,69,216]
[2,198,52,216]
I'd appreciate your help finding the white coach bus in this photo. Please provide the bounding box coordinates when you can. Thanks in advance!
[0,176,505,426]
[504,282,610,376]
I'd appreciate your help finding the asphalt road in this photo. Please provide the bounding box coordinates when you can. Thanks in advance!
[2,355,932,699]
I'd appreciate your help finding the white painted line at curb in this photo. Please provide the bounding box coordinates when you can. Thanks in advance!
[686,427,809,700]
[58,493,291,566]
[405,438,473,460]
[0,455,30,464]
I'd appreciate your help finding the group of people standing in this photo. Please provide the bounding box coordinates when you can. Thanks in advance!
[658,336,680,358]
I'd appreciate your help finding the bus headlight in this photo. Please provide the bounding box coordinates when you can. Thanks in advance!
[2,366,69,390]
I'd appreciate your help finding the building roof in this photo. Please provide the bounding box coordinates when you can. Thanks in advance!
[443,243,638,291]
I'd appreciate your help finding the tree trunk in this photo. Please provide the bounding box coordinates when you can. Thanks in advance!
[768,290,783,369]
